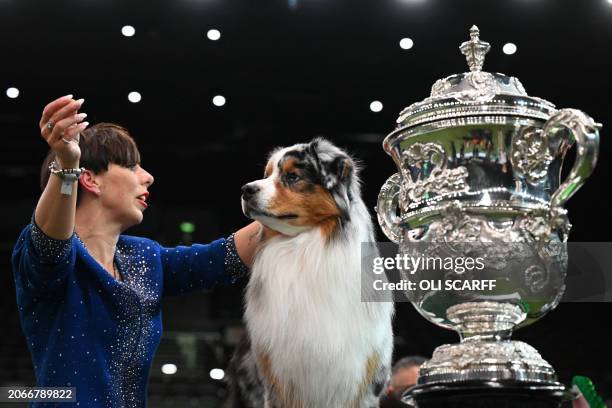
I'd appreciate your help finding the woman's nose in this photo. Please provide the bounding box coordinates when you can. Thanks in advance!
[140,168,154,187]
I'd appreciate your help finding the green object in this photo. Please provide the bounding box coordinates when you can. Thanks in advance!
[180,222,195,234]
[518,300,531,314]
[572,376,607,408]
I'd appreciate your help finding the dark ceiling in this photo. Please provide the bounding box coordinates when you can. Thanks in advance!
[1,0,611,243]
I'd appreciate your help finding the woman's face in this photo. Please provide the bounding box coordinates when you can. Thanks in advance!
[97,163,154,228]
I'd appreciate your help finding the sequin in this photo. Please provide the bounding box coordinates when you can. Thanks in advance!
[224,233,249,283]
[30,218,73,261]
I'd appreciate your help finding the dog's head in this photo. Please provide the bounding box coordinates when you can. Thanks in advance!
[241,138,359,237]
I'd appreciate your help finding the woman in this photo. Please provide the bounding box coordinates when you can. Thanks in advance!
[12,95,261,407]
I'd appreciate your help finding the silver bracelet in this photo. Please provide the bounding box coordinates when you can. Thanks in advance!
[48,161,85,196]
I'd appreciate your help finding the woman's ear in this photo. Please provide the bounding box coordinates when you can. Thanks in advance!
[79,170,101,196]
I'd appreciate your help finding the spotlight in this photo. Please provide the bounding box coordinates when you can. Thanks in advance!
[161,364,177,375]
[6,87,19,99]
[399,38,414,50]
[369,100,383,113]
[210,368,225,380]
[128,91,142,103]
[180,222,195,233]
[121,25,136,37]
[212,95,226,107]
[503,43,517,55]
[207,29,221,41]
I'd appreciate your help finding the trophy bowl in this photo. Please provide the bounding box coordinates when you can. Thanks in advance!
[376,26,600,406]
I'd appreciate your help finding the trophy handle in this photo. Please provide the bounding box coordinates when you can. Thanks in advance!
[376,173,402,243]
[543,108,600,209]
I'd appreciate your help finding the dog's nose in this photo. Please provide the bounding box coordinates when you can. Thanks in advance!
[241,183,260,199]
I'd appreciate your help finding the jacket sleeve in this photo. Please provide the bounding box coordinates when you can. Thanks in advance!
[12,220,76,294]
[161,234,249,296]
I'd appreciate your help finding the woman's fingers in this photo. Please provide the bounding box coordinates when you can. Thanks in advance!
[39,94,73,130]
[48,113,88,145]
[40,98,85,140]
[49,99,85,128]
[62,121,90,143]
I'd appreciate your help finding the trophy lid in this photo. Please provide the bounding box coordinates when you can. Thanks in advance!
[395,26,557,130]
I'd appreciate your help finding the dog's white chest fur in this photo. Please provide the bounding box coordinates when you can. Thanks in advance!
[245,218,393,407]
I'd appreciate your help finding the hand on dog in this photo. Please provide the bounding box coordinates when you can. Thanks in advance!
[233,222,284,267]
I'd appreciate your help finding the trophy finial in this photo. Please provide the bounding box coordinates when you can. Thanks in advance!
[460,25,491,72]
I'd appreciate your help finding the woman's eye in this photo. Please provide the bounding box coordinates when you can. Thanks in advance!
[128,164,138,171]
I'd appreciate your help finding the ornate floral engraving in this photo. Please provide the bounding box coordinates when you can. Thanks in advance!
[399,143,469,209]
[511,126,553,184]
[375,173,402,244]
[544,108,601,136]
[419,340,557,384]
[436,202,481,244]
[465,71,501,99]
[402,142,446,168]
[431,78,452,97]
[428,71,501,103]
[524,264,548,293]
[404,167,469,204]
[518,207,571,243]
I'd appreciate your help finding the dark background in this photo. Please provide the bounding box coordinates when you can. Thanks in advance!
[1,0,611,406]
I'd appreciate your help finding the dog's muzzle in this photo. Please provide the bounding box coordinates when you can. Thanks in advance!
[241,182,262,217]
[241,182,260,201]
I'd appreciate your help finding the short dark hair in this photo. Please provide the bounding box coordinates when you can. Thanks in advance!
[391,355,428,375]
[40,123,141,196]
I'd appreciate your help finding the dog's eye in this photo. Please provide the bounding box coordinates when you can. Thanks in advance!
[284,172,301,184]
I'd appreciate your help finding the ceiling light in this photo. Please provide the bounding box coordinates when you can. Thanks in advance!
[399,38,414,50]
[503,43,517,55]
[210,368,225,380]
[161,364,177,375]
[370,100,383,113]
[207,29,221,41]
[6,87,19,99]
[121,25,136,37]
[128,91,142,103]
[212,95,226,107]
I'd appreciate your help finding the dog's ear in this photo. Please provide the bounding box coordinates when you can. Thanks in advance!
[308,138,355,219]
[308,139,354,188]
[324,155,353,191]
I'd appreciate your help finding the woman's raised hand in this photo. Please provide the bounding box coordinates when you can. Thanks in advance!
[39,95,89,167]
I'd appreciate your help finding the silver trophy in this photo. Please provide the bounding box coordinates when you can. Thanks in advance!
[377,26,600,407]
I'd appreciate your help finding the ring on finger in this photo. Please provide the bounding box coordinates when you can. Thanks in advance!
[46,121,55,131]
[61,137,72,144]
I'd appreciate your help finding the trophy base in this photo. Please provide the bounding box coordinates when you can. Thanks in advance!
[419,339,557,385]
[403,380,572,408]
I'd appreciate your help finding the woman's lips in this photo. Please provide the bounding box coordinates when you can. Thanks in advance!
[136,198,148,209]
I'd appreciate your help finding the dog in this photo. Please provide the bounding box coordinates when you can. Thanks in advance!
[228,138,394,408]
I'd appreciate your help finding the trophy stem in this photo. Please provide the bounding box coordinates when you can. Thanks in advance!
[447,301,525,341]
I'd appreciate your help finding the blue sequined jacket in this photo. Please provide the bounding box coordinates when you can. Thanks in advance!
[12,221,248,408]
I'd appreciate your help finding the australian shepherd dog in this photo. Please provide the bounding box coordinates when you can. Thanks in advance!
[228,138,394,408]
